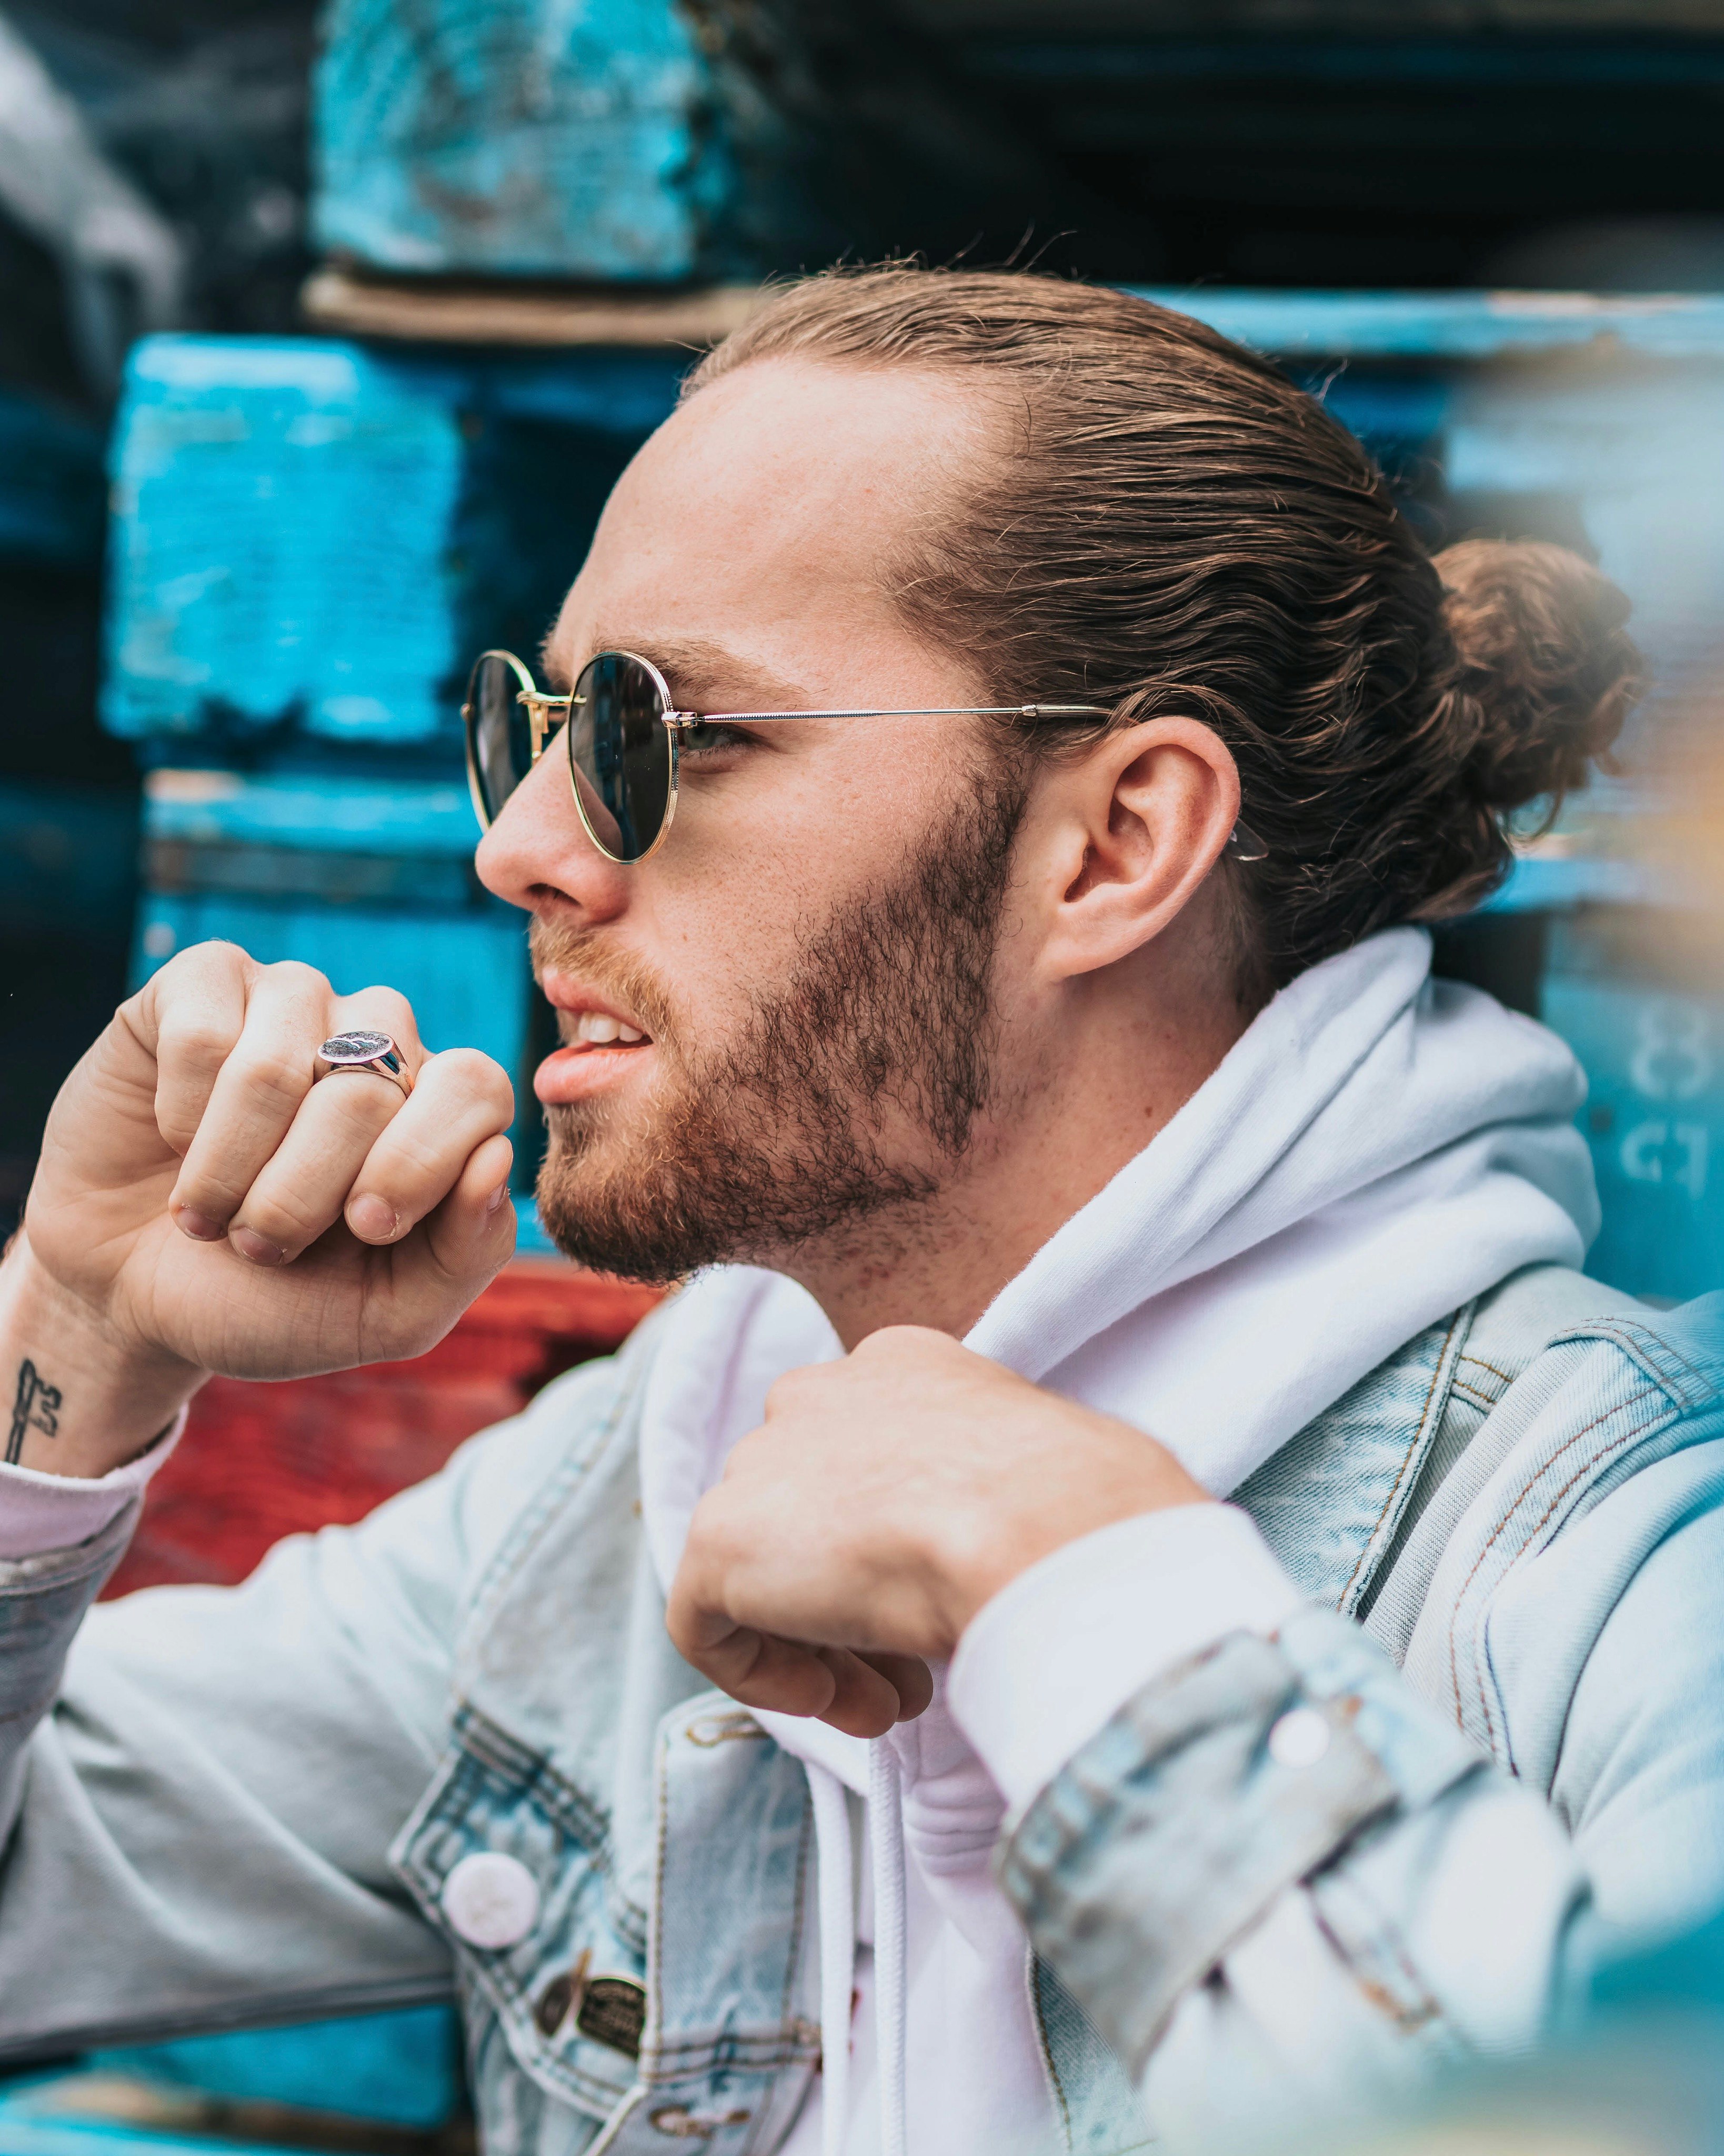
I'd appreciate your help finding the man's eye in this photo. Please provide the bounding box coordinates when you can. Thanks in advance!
[679,721,755,758]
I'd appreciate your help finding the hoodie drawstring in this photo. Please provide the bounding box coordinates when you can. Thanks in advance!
[807,1762,854,2156]
[868,1740,909,2156]
[805,1745,910,2156]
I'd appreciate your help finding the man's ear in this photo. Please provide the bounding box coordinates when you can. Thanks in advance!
[1029,718,1243,982]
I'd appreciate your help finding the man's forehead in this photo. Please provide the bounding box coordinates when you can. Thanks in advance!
[543,360,984,692]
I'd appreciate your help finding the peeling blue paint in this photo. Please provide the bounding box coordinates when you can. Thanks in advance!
[101,336,685,751]
[312,0,728,280]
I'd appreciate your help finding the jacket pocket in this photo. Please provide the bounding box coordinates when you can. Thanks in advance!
[392,1702,648,2134]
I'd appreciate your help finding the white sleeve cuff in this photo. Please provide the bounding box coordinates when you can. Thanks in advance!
[948,1503,1309,1813]
[0,1408,187,1561]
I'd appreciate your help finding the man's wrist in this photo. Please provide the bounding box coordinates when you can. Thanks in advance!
[0,1234,206,1479]
[927,1402,1211,1641]
[949,1503,1308,1812]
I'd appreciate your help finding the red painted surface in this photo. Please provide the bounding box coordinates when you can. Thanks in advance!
[102,1263,662,1599]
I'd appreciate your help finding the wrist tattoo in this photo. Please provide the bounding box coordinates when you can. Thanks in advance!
[6,1359,63,1465]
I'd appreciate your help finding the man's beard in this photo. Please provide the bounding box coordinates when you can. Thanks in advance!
[532,768,1028,1283]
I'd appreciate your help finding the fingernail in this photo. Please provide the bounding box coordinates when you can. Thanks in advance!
[229,1226,285,1266]
[485,1181,510,1215]
[174,1205,225,1242]
[348,1194,398,1242]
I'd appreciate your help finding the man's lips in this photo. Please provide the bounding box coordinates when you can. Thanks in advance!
[535,970,656,1104]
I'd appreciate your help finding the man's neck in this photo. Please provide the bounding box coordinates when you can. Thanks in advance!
[783,961,1251,1350]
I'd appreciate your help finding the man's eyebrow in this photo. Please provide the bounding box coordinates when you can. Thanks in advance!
[552,633,809,713]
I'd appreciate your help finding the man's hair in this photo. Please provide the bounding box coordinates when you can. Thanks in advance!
[687,266,1642,996]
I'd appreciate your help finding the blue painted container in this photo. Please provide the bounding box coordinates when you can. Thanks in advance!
[0,2005,459,2146]
[103,336,686,751]
[1541,920,1724,1306]
[132,765,532,1128]
[312,0,731,282]
[86,2004,460,2131]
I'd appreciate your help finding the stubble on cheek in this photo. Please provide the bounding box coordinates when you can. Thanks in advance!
[530,767,1028,1282]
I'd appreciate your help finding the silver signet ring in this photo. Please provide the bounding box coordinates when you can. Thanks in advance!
[314,1030,413,1099]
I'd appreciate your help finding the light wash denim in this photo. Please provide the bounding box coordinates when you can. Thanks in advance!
[1,1264,1721,2156]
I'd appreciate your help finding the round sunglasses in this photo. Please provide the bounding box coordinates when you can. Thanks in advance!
[462,647,1116,864]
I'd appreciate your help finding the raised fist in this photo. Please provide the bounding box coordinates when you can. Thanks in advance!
[9,941,518,1474]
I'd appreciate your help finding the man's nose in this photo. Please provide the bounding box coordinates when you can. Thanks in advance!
[474,735,630,922]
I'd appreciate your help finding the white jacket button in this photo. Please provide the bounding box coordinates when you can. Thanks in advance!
[1267,1706,1331,1769]
[442,1852,540,1948]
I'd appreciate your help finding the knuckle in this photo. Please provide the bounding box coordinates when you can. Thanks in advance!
[236,1182,328,1244]
[162,1018,239,1077]
[367,1125,447,1191]
[175,1164,248,1212]
[230,1047,314,1107]
[166,937,246,981]
[352,984,416,1031]
[264,959,332,999]
[427,1046,513,1107]
[764,1367,818,1418]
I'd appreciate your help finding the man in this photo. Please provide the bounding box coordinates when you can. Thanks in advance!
[2,267,1720,2156]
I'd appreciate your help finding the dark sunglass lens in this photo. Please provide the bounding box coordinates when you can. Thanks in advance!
[466,653,534,826]
[568,654,672,862]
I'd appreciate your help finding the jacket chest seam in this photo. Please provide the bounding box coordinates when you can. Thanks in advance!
[1449,1383,1675,1761]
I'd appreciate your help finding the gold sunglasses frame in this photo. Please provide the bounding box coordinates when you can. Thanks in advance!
[463,646,1115,865]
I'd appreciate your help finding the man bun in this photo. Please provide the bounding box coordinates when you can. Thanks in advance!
[1436,537,1642,817]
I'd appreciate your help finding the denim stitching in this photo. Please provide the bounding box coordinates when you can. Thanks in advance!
[1449,1388,1671,1756]
[1340,1305,1469,1612]
[650,1717,670,2080]
[449,1701,613,1856]
[777,1783,813,2027]
[1552,1321,1720,1409]
[1309,1871,1444,2035]
[1472,1396,1675,1767]
[1030,1957,1075,2152]
[1445,1381,1647,1726]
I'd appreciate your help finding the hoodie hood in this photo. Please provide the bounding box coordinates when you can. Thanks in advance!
[634,925,1597,2156]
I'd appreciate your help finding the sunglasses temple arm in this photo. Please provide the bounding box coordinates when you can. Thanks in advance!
[687,704,1112,724]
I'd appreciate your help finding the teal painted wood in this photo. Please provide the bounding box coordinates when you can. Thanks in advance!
[1481,855,1658,915]
[130,897,531,1104]
[87,2004,460,2131]
[1542,917,1724,1303]
[1136,288,1724,361]
[312,0,729,281]
[0,388,105,571]
[102,336,685,752]
[0,2102,290,2156]
[143,771,479,857]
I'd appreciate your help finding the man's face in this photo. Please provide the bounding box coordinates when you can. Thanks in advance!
[474,358,1034,1281]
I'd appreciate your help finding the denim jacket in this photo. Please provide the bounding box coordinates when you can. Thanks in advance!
[1,1264,1721,2156]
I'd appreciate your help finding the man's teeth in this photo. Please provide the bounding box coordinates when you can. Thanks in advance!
[573,1012,646,1045]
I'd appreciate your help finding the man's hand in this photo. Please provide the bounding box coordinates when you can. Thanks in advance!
[665,1326,1209,1739]
[9,941,518,1477]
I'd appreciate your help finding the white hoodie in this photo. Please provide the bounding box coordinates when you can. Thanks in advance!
[636,927,1598,2156]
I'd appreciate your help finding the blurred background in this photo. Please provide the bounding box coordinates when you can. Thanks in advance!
[3,0,1724,2149]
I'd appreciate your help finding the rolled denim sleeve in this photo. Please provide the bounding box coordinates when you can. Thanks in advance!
[994,1606,1598,2140]
[0,1502,139,1802]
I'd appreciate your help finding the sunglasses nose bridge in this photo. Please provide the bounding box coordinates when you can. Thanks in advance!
[515,688,576,760]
